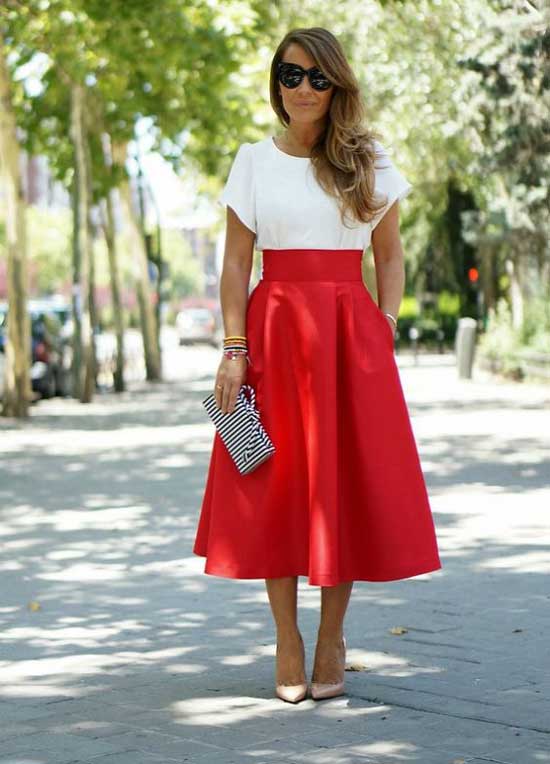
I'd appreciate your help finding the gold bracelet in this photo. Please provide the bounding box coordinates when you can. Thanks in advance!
[384,312,397,327]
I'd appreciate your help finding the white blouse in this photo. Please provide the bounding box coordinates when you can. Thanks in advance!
[218,136,413,252]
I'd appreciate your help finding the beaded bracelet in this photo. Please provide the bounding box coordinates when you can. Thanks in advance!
[223,349,249,362]
[223,334,249,362]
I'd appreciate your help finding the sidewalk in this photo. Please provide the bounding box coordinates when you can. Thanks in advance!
[1,352,549,764]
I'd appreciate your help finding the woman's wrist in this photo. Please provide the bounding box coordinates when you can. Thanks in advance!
[383,311,397,328]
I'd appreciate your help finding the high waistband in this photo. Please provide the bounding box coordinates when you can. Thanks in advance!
[262,248,363,281]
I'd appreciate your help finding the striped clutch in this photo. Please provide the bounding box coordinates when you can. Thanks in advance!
[202,383,276,474]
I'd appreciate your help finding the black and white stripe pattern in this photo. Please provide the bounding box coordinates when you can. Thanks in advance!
[202,384,276,475]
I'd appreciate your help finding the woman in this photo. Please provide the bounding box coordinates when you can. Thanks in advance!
[193,27,442,704]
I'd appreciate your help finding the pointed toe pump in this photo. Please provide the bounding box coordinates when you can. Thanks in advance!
[275,633,308,703]
[275,682,309,703]
[310,679,345,700]
[310,635,347,701]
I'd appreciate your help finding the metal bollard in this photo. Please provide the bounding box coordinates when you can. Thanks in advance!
[455,317,477,379]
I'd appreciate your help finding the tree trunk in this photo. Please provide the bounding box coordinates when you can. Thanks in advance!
[70,172,82,397]
[505,253,523,331]
[83,125,98,390]
[99,132,125,392]
[111,140,161,381]
[99,190,125,392]
[69,82,95,402]
[0,39,32,418]
[88,219,98,387]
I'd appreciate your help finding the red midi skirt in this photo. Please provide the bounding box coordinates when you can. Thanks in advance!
[193,248,442,586]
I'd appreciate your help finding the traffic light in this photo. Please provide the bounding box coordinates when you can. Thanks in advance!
[468,267,479,284]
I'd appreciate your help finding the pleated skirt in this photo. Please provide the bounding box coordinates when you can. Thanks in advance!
[192,248,442,586]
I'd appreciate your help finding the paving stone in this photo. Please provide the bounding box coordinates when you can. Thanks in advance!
[482,738,550,764]
[1,358,549,764]
[0,731,125,760]
[0,725,39,743]
[0,702,71,725]
[464,759,524,764]
[80,752,181,764]
[0,752,85,764]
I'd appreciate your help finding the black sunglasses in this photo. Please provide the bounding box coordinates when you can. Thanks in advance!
[276,61,332,91]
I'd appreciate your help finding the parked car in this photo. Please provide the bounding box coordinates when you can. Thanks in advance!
[175,306,219,347]
[0,297,73,399]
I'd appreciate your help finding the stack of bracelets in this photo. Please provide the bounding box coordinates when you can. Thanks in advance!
[223,335,249,363]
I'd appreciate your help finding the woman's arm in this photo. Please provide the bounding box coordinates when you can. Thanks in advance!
[371,200,406,335]
[214,206,256,413]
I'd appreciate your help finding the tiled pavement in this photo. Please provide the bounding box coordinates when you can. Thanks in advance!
[1,351,549,764]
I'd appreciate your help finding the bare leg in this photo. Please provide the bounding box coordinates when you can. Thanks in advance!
[265,576,306,685]
[311,580,353,683]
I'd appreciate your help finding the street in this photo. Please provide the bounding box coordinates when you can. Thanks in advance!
[0,343,549,764]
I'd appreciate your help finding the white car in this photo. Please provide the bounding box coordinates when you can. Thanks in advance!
[175,307,219,347]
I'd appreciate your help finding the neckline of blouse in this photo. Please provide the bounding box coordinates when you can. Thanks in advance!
[270,136,311,161]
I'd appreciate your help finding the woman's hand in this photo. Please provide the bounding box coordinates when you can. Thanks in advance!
[385,315,397,338]
[214,355,248,414]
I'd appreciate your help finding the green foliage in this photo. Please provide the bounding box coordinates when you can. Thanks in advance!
[437,290,460,317]
[478,298,521,357]
[392,292,459,346]
[160,229,203,300]
[1,0,274,194]
[457,0,550,313]
[397,295,419,319]
[26,206,72,293]
[477,297,524,376]
[1,0,548,358]
[477,291,550,380]
[519,290,550,353]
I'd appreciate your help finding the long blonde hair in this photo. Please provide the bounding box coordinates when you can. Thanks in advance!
[269,27,390,228]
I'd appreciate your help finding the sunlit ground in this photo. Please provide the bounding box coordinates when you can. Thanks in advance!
[1,344,549,763]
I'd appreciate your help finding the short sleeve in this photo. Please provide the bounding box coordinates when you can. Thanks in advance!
[369,141,413,231]
[218,142,256,234]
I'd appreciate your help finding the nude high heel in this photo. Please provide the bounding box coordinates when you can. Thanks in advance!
[310,635,346,701]
[275,633,308,704]
[276,681,309,703]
